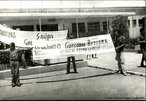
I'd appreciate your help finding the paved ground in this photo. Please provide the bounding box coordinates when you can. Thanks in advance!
[0,67,145,100]
[0,51,145,100]
[87,51,146,76]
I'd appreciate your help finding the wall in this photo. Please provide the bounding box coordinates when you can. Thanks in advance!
[1,16,144,38]
[0,17,113,33]
[128,16,145,38]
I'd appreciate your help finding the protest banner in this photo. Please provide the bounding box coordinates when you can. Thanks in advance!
[0,24,68,47]
[33,34,115,60]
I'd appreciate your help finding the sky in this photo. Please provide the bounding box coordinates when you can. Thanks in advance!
[0,0,145,9]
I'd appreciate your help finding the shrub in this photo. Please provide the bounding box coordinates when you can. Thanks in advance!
[125,37,139,49]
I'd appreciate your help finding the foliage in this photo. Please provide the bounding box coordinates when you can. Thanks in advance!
[125,37,139,49]
[110,15,129,43]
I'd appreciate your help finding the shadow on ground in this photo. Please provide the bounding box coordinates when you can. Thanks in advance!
[0,72,114,87]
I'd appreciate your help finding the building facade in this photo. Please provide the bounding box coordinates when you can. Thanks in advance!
[0,8,146,39]
[0,0,146,65]
[0,0,146,38]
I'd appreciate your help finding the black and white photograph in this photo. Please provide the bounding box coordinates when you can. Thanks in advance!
[0,0,145,100]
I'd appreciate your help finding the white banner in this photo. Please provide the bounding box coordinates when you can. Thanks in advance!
[33,34,115,60]
[0,24,68,47]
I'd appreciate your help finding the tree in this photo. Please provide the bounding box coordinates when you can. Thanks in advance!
[110,15,129,43]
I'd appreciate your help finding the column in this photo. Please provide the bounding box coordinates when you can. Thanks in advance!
[76,17,79,38]
[136,18,140,37]
[136,18,139,28]
[129,16,133,38]
[33,24,37,31]
[85,22,88,37]
[100,20,103,32]
[106,16,109,34]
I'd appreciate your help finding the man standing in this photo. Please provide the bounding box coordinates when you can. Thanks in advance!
[9,42,22,87]
[137,28,146,67]
[66,33,78,74]
[0,42,22,87]
[21,50,28,69]
[66,56,78,74]
[114,30,127,76]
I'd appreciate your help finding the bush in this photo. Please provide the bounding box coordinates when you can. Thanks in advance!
[130,37,139,45]
[125,37,139,49]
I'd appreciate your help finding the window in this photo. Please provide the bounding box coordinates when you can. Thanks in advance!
[103,21,109,31]
[128,20,130,27]
[132,19,136,27]
[72,23,77,33]
[72,23,85,33]
[37,24,58,31]
[87,22,100,32]
[12,25,34,31]
[139,19,143,27]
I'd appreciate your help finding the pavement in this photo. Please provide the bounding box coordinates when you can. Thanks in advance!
[87,51,146,77]
[0,51,145,100]
[0,51,145,77]
[0,67,145,100]
[0,61,87,79]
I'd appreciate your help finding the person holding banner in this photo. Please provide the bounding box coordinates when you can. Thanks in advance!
[66,33,78,74]
[137,28,146,67]
[0,42,23,87]
[20,50,28,69]
[9,42,23,87]
[114,30,127,76]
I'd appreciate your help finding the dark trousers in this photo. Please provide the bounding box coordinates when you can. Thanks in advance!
[67,56,77,73]
[140,48,146,66]
[21,53,27,68]
[115,52,126,73]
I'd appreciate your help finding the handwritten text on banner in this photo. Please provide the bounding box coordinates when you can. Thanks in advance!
[33,34,115,60]
[0,24,67,47]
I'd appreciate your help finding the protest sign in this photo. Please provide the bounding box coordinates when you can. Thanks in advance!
[0,24,67,47]
[33,34,115,60]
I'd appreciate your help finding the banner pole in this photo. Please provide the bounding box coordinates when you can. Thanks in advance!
[132,16,134,38]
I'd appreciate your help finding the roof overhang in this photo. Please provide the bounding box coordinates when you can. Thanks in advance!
[0,7,145,21]
[0,12,136,21]
[0,12,136,17]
